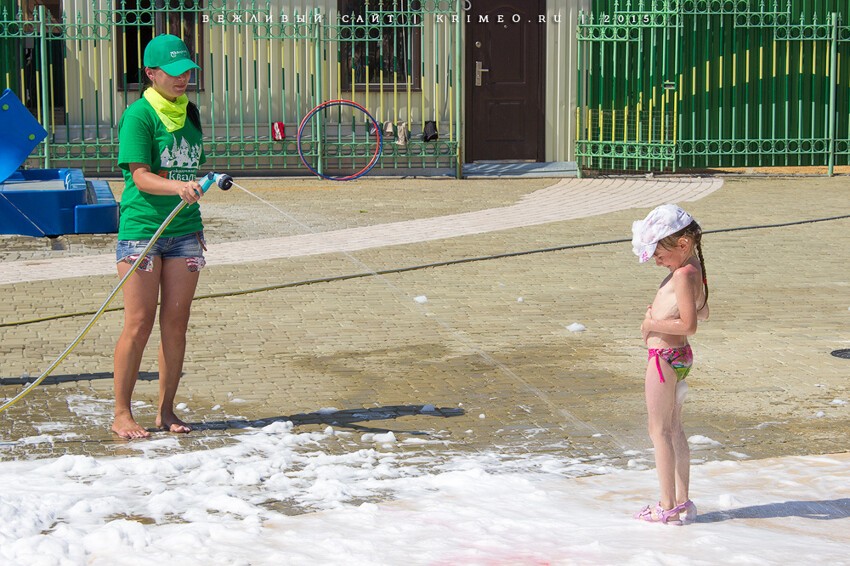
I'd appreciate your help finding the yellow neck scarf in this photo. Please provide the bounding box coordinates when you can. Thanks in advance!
[143,88,188,133]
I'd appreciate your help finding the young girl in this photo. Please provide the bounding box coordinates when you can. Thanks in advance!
[631,204,709,525]
[112,34,206,439]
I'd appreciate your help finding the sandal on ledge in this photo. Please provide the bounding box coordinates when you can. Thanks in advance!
[634,500,692,525]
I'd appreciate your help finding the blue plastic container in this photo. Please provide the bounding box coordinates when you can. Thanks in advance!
[0,168,119,237]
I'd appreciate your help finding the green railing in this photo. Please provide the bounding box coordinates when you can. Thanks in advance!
[576,1,679,172]
[577,0,850,174]
[1,0,463,177]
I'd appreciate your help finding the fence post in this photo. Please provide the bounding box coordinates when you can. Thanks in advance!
[454,0,462,179]
[314,10,323,176]
[38,5,50,168]
[828,12,838,177]
[576,20,583,178]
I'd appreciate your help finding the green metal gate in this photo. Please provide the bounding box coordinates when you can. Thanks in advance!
[0,0,462,177]
[576,0,850,173]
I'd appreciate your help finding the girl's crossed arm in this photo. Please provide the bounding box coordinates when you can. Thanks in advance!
[642,265,701,338]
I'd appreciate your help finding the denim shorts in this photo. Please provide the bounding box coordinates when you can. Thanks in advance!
[116,231,207,272]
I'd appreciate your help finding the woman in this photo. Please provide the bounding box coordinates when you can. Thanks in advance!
[112,34,206,439]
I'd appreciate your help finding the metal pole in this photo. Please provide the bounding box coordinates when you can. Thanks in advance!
[38,5,51,168]
[455,0,462,179]
[314,11,323,176]
[576,13,583,179]
[828,12,838,176]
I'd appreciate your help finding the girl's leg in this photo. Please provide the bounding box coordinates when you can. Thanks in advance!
[155,257,200,433]
[672,390,690,505]
[644,359,679,513]
[113,260,161,438]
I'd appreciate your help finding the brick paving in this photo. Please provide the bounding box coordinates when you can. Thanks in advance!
[0,176,721,285]
[0,174,848,468]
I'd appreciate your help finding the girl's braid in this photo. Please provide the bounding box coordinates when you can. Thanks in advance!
[687,220,708,310]
[696,237,708,310]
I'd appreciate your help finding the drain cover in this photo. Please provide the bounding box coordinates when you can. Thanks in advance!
[831,349,850,359]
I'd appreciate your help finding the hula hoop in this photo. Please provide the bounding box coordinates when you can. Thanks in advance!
[297,99,383,181]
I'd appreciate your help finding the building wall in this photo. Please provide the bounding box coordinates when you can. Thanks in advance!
[543,0,588,162]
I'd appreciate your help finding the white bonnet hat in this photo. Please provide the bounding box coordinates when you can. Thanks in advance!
[631,204,694,263]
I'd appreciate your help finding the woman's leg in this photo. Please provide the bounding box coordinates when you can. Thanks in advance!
[644,359,680,513]
[113,260,161,438]
[672,385,690,505]
[155,257,200,433]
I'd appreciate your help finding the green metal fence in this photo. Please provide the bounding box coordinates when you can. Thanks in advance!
[576,0,850,173]
[0,0,462,177]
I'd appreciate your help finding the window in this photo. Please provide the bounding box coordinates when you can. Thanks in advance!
[20,0,63,22]
[114,0,204,91]
[338,0,422,91]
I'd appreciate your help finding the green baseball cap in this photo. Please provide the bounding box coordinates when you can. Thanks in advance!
[143,34,200,77]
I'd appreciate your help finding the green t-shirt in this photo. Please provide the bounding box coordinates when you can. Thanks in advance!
[117,97,206,239]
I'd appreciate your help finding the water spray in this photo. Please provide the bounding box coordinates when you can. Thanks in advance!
[227,179,623,446]
[0,172,233,415]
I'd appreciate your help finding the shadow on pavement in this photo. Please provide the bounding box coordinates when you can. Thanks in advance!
[191,404,465,435]
[0,371,157,386]
[697,498,850,522]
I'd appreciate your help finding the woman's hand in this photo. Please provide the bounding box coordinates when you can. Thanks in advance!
[175,180,204,204]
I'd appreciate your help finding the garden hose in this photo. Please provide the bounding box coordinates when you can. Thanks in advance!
[0,172,233,415]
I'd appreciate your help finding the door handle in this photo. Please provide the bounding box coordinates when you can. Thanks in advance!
[475,61,489,86]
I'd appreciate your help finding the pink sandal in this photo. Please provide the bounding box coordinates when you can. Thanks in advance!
[635,500,695,525]
[681,499,697,524]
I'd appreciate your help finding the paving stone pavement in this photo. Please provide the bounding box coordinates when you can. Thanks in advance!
[0,177,722,285]
[1,175,849,470]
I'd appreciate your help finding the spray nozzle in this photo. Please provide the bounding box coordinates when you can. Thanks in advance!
[199,172,234,193]
[214,173,233,191]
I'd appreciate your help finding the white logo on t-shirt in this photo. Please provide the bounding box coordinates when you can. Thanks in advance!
[160,134,202,169]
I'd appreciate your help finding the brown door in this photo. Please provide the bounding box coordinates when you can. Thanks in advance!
[465,0,545,162]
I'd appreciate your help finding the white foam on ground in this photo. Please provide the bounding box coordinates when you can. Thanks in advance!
[688,434,723,447]
[1,422,848,565]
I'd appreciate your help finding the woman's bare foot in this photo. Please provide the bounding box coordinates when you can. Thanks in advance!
[156,412,192,434]
[112,413,151,439]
